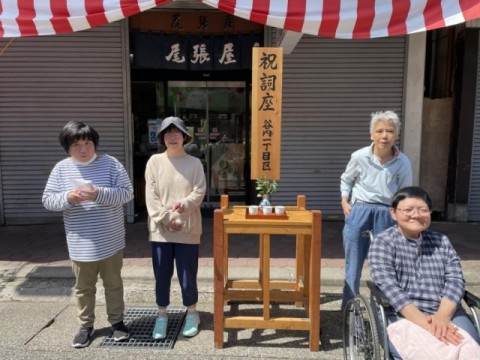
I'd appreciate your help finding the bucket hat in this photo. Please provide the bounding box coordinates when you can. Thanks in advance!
[158,116,191,145]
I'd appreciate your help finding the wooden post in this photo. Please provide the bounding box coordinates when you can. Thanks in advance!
[295,194,307,306]
[220,194,229,209]
[309,210,322,351]
[251,47,283,180]
[213,208,225,348]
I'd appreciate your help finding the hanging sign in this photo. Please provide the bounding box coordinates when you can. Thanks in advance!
[132,32,262,71]
[251,47,283,180]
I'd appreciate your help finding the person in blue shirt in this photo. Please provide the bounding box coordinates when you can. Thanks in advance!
[368,186,480,359]
[340,110,412,310]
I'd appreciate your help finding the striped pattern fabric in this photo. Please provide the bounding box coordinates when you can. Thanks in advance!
[0,0,172,38]
[42,154,134,262]
[201,0,480,39]
[1,1,480,39]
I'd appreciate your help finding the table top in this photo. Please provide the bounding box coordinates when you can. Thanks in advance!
[220,205,314,227]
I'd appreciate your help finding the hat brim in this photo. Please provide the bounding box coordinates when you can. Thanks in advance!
[158,117,192,145]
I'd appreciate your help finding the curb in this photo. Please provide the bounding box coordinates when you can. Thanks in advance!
[2,263,478,288]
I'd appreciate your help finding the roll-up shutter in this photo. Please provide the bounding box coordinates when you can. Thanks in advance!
[468,37,480,221]
[273,35,406,218]
[0,22,129,225]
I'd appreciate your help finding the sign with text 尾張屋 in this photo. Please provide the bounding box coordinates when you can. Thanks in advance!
[251,47,283,180]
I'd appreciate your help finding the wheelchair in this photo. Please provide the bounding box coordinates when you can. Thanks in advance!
[342,232,480,360]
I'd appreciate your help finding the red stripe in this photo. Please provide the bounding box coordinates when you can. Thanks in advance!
[0,1,4,37]
[388,0,409,36]
[120,0,140,18]
[120,0,173,18]
[284,0,306,33]
[85,0,108,28]
[17,0,37,36]
[250,0,269,25]
[459,0,480,21]
[123,0,173,17]
[318,0,340,37]
[352,0,375,39]
[217,0,236,15]
[50,0,73,35]
[318,0,340,38]
[424,0,445,30]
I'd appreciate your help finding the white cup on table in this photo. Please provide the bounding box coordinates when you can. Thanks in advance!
[248,205,259,215]
[275,206,285,215]
[262,206,273,215]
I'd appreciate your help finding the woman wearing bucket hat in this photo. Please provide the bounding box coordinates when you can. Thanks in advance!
[145,116,206,340]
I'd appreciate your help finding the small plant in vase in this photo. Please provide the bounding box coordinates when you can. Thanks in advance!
[255,174,277,208]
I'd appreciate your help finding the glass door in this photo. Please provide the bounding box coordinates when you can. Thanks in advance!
[167,81,248,205]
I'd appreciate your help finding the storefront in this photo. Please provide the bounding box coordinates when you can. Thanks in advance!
[1,2,480,224]
[128,9,263,215]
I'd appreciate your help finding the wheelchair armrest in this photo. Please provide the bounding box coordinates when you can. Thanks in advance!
[464,290,480,309]
[367,280,391,307]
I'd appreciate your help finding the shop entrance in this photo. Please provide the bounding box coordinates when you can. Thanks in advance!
[132,80,250,217]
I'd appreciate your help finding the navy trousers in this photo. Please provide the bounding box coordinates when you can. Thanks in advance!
[151,242,199,307]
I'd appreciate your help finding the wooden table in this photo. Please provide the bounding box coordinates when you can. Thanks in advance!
[213,195,322,351]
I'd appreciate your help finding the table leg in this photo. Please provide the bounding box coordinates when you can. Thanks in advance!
[303,234,311,313]
[295,234,305,307]
[261,234,271,320]
[213,209,225,348]
[308,210,321,351]
[258,234,263,284]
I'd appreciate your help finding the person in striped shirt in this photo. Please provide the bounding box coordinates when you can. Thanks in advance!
[368,186,480,359]
[42,121,134,348]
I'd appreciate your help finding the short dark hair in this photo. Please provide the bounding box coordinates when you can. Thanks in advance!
[391,186,432,209]
[59,121,99,153]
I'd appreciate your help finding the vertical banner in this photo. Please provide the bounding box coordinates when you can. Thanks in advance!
[251,47,283,180]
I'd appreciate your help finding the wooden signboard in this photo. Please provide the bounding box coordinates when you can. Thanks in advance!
[251,47,283,180]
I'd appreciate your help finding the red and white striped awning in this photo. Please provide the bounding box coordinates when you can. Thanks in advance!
[202,0,480,39]
[1,0,480,39]
[0,0,172,38]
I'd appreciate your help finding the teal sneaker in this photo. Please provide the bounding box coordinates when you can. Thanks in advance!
[152,314,168,340]
[182,312,200,337]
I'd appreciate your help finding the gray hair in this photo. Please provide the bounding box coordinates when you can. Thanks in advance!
[369,110,401,134]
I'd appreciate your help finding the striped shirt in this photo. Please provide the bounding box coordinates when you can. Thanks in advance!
[368,226,465,315]
[340,144,412,205]
[42,154,134,262]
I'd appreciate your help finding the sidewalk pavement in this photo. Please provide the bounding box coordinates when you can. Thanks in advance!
[0,219,479,359]
[1,219,479,285]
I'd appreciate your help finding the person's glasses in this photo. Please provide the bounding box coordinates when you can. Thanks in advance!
[395,207,431,216]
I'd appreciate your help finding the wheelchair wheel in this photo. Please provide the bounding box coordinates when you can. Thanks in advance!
[343,294,381,360]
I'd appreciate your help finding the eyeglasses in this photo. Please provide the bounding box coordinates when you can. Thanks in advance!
[395,207,431,216]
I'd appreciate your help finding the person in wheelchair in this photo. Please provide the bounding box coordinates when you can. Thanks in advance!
[368,186,480,359]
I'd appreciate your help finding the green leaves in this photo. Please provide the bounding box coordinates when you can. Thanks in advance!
[255,174,278,197]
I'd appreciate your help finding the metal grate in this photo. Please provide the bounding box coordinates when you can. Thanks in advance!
[100,307,186,349]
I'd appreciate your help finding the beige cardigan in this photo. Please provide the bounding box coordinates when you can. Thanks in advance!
[145,152,206,244]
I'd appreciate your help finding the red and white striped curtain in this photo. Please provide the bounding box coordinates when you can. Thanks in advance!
[0,0,172,38]
[202,0,480,38]
[1,0,480,39]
